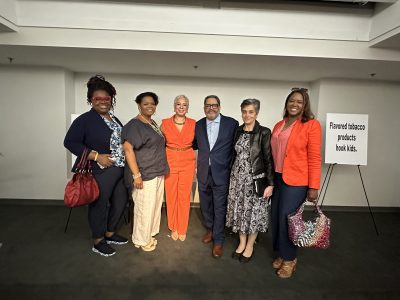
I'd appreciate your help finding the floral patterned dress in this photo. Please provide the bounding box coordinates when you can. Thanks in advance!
[101,112,125,167]
[226,132,270,234]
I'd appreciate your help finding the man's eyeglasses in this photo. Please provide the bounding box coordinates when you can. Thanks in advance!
[92,96,112,102]
[291,87,308,93]
[204,104,219,109]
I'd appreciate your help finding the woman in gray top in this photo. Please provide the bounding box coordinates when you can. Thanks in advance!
[122,92,169,252]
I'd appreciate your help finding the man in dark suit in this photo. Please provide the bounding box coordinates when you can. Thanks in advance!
[194,95,239,258]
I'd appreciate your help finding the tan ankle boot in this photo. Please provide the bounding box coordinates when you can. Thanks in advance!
[277,258,297,278]
[272,257,283,269]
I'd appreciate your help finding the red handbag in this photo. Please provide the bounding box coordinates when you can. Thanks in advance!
[64,148,100,207]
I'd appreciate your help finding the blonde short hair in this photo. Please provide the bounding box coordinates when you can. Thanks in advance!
[174,95,189,106]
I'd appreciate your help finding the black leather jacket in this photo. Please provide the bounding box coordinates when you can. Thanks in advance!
[232,120,274,186]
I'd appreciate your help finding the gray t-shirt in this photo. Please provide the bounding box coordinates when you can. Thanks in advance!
[121,118,169,190]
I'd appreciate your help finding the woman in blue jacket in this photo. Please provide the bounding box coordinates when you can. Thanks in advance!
[64,75,128,257]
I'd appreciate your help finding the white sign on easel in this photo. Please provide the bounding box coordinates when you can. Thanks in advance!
[325,113,368,166]
[322,113,378,234]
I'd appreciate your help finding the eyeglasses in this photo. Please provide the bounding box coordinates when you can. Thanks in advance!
[204,104,219,109]
[291,87,308,92]
[92,96,111,102]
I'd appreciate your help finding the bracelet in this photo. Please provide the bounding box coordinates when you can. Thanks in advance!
[94,152,99,161]
[132,172,141,179]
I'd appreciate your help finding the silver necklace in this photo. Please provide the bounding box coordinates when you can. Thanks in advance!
[139,115,164,138]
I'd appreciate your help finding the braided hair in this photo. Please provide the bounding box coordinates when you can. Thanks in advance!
[86,75,117,109]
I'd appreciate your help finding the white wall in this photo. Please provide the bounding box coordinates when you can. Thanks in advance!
[1,68,399,208]
[309,79,321,117]
[74,73,400,208]
[74,73,308,130]
[64,70,75,177]
[316,78,400,207]
[73,73,309,205]
[0,66,69,199]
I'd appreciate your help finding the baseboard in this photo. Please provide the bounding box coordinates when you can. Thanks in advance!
[305,205,400,213]
[0,198,399,213]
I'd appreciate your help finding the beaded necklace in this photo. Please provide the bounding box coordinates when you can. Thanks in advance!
[173,116,186,125]
[139,114,164,138]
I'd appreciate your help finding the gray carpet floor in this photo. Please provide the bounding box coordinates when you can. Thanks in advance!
[0,202,399,300]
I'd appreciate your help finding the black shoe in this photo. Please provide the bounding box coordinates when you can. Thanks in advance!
[239,253,253,263]
[232,250,244,260]
[105,234,128,245]
[92,239,116,257]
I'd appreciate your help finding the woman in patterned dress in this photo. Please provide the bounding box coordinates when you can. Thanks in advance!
[226,99,274,263]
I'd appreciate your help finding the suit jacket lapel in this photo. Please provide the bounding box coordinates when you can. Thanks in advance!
[200,118,210,150]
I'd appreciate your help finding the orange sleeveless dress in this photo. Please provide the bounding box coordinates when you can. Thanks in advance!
[162,116,196,235]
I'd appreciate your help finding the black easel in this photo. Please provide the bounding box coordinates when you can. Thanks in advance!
[318,163,379,236]
[64,207,73,233]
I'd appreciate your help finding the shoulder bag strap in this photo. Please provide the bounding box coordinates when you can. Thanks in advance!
[76,148,90,172]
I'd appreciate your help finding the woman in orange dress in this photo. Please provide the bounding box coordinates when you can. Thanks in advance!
[162,95,196,241]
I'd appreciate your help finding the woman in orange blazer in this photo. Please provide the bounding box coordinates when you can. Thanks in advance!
[270,88,322,278]
[162,95,196,241]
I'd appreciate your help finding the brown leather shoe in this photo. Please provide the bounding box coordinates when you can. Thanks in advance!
[212,244,223,258]
[202,231,213,244]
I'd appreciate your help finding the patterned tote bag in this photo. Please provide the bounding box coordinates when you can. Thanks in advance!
[288,201,331,249]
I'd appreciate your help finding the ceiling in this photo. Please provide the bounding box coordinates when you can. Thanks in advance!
[1,0,398,81]
[0,24,11,32]
[1,45,399,82]
[13,0,383,10]
[372,32,400,49]
[31,0,390,6]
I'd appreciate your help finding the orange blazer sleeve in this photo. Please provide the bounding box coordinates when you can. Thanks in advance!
[275,119,322,189]
[307,120,322,189]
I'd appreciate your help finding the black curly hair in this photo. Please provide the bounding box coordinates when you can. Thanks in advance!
[135,92,159,105]
[86,75,117,109]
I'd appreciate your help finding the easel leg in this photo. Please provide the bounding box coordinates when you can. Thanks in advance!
[357,165,379,236]
[320,163,336,207]
[64,207,73,233]
[318,164,332,203]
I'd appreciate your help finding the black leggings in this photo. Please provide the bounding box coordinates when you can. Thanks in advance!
[89,167,128,239]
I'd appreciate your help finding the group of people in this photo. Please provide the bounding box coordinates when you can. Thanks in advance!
[64,75,321,279]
